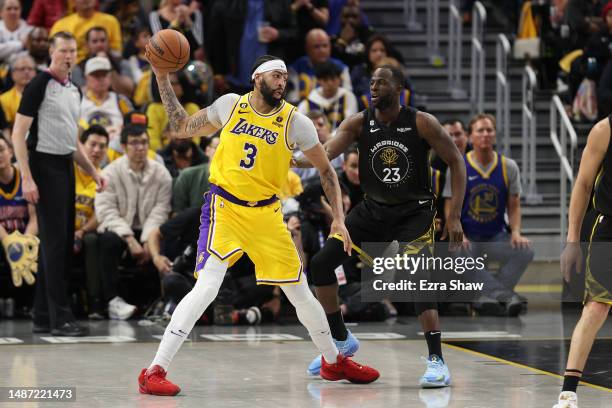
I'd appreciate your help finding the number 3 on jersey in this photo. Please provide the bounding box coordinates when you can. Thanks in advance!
[240,143,258,169]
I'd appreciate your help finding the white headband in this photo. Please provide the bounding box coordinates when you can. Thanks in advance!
[251,59,287,80]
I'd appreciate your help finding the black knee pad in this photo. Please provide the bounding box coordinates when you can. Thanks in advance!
[310,238,350,287]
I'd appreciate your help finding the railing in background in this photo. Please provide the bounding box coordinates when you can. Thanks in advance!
[426,0,444,66]
[522,65,543,205]
[550,95,578,241]
[403,0,423,32]
[496,34,511,156]
[448,0,467,99]
[470,1,486,115]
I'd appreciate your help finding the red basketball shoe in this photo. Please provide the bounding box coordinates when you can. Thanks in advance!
[138,365,181,396]
[320,354,380,384]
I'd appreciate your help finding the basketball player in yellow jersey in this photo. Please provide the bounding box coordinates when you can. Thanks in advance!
[137,54,380,396]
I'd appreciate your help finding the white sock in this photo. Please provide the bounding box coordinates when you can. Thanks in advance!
[281,278,339,364]
[150,256,228,371]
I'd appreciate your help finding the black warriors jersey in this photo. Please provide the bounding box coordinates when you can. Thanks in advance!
[358,107,434,205]
[593,115,612,216]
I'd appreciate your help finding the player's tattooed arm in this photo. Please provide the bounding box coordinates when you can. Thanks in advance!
[417,111,466,245]
[156,75,218,138]
[156,74,189,133]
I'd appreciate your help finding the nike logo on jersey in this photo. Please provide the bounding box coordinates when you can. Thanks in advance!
[397,127,412,132]
[238,110,249,114]
[370,128,381,133]
[418,200,429,205]
[468,175,479,181]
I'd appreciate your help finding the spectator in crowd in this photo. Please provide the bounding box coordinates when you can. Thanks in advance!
[17,27,50,72]
[326,0,369,37]
[331,5,373,69]
[50,0,122,63]
[146,72,201,151]
[443,113,533,316]
[297,60,358,131]
[206,0,297,94]
[158,126,207,179]
[0,55,36,133]
[432,119,470,239]
[80,57,134,129]
[126,27,152,85]
[292,110,343,184]
[339,145,361,211]
[73,125,108,320]
[289,28,352,102]
[432,119,470,176]
[13,32,104,336]
[95,124,172,320]
[104,0,147,53]
[565,0,604,51]
[149,0,203,60]
[0,137,38,318]
[0,0,32,65]
[71,27,135,97]
[351,34,402,98]
[27,0,67,30]
[106,112,161,164]
[172,134,219,212]
[292,0,330,60]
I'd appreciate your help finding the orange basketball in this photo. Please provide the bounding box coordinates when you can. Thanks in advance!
[147,29,190,72]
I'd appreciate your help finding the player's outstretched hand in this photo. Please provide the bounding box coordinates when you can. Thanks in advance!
[561,242,582,283]
[144,44,171,78]
[330,219,352,256]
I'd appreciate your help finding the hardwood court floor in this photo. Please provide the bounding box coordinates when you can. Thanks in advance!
[1,312,611,407]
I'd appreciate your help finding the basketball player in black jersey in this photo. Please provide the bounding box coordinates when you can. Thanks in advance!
[553,117,612,408]
[294,66,466,387]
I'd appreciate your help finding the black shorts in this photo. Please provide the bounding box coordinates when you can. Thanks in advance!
[346,197,436,251]
[586,213,612,304]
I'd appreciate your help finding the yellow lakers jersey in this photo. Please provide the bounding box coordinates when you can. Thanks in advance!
[209,93,297,201]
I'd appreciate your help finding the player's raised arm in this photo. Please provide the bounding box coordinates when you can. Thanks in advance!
[417,111,466,245]
[146,48,220,139]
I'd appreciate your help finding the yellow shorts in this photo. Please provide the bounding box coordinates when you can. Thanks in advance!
[195,192,303,285]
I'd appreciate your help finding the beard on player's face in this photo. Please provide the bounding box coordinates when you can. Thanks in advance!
[373,92,394,110]
[259,77,285,108]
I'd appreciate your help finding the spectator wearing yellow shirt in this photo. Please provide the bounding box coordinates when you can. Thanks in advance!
[50,0,122,63]
[74,124,108,319]
[0,55,36,136]
[146,72,200,151]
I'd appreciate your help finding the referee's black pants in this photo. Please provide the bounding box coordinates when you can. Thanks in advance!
[30,152,76,329]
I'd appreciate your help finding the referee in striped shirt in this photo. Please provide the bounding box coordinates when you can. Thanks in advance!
[12,32,106,336]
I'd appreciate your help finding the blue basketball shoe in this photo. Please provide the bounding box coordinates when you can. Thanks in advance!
[419,355,451,388]
[306,330,359,376]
